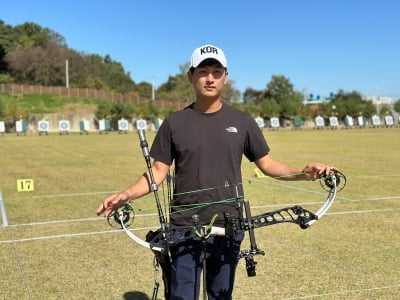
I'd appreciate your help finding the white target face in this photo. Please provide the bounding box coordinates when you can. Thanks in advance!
[255,117,265,128]
[329,117,338,126]
[136,119,147,130]
[38,121,49,131]
[99,120,106,131]
[118,120,129,130]
[59,120,70,131]
[371,116,380,126]
[82,120,90,130]
[357,116,365,126]
[315,116,324,127]
[0,121,5,133]
[385,116,394,126]
[154,118,164,130]
[16,120,23,132]
[345,116,354,126]
[270,117,280,128]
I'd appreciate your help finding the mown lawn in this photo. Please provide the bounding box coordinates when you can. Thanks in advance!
[0,127,399,299]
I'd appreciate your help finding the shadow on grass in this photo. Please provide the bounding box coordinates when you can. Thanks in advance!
[123,291,151,300]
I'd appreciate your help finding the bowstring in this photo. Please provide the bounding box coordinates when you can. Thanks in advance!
[129,171,328,225]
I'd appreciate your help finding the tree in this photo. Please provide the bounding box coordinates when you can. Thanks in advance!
[243,87,263,103]
[264,75,304,119]
[13,22,66,48]
[265,75,296,104]
[362,101,377,118]
[330,90,362,117]
[221,79,240,103]
[379,105,391,115]
[329,90,376,118]
[110,102,135,119]
[95,102,113,119]
[101,54,136,93]
[0,98,5,117]
[135,81,153,99]
[393,100,400,113]
[64,48,88,87]
[1,20,137,93]
[156,74,179,100]
[242,101,261,117]
[158,63,195,102]
[260,98,280,117]
[5,41,66,85]
[0,20,15,72]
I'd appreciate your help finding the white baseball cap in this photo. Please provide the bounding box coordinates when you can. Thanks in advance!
[189,44,228,69]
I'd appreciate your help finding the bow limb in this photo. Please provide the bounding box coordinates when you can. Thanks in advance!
[118,211,164,252]
[304,175,337,227]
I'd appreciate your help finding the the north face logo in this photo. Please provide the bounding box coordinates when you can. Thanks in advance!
[200,46,218,55]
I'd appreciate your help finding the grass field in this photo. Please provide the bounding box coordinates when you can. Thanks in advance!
[0,127,399,299]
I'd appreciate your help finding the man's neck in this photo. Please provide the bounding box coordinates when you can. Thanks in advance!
[194,99,222,113]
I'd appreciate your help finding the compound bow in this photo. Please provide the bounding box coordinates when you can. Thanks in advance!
[107,130,346,258]
[106,130,347,297]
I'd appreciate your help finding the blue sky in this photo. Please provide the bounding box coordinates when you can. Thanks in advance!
[2,0,399,99]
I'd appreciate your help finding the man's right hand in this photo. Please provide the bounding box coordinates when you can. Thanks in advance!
[96,190,130,217]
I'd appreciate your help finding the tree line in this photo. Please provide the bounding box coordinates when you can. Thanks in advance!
[0,20,136,94]
[1,20,399,121]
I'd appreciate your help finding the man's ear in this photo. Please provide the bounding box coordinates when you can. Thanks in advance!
[187,71,193,82]
[224,71,229,84]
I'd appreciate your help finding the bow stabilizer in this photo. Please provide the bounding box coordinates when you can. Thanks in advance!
[229,169,346,277]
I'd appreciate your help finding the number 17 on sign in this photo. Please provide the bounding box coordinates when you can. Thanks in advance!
[17,179,35,192]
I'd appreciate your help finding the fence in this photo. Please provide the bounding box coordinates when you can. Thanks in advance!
[0,84,189,110]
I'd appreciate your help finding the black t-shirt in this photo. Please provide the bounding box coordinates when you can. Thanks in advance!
[150,103,270,227]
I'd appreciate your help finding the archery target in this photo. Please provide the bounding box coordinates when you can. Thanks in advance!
[118,119,129,131]
[270,117,280,128]
[371,115,381,126]
[82,120,90,131]
[99,119,106,131]
[329,116,339,127]
[357,116,365,126]
[154,118,164,129]
[255,117,265,128]
[384,115,394,126]
[38,121,49,132]
[59,120,70,131]
[0,121,4,133]
[315,116,324,127]
[136,119,147,130]
[345,116,354,126]
[16,120,23,132]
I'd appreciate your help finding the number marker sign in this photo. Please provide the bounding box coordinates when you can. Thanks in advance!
[17,179,35,192]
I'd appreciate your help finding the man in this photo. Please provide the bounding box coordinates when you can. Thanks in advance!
[97,44,337,300]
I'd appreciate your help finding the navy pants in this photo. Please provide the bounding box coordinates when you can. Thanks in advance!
[168,232,244,300]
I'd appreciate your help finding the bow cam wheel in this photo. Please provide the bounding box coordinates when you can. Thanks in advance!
[320,170,347,192]
[107,204,135,228]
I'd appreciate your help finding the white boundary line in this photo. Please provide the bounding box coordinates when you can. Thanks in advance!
[8,213,158,227]
[7,190,119,200]
[0,226,159,244]
[0,208,398,244]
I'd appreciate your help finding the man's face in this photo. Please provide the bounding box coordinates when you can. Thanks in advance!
[187,65,228,99]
